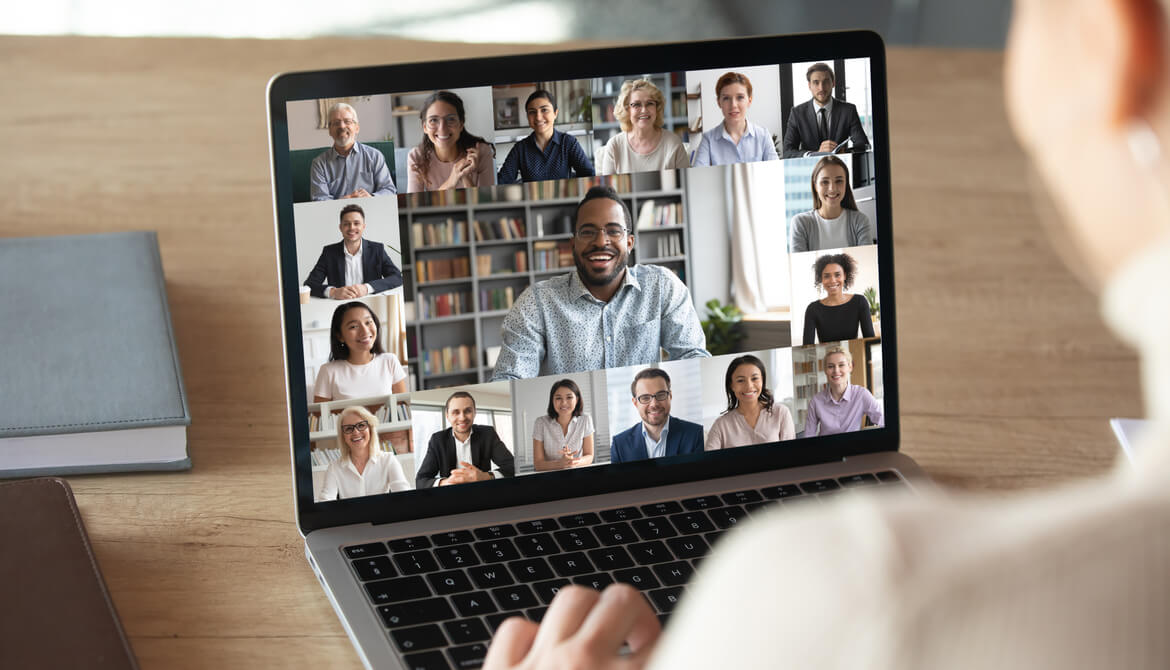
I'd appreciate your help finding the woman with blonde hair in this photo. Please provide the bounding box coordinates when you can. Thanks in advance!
[317,405,410,500]
[597,78,690,175]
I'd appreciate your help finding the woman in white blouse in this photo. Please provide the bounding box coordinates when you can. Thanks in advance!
[532,379,595,471]
[313,301,408,402]
[597,79,690,176]
[317,406,410,501]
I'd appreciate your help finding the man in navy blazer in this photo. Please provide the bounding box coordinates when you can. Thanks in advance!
[303,203,402,299]
[416,391,516,488]
[610,368,705,464]
[782,62,870,158]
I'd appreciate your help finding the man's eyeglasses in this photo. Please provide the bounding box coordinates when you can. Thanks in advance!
[425,114,461,129]
[574,225,629,243]
[628,101,658,111]
[635,390,671,405]
[341,420,370,435]
[329,118,357,128]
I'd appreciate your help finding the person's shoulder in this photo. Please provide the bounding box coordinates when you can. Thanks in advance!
[792,98,813,113]
[530,272,574,295]
[669,415,704,434]
[632,263,678,283]
[768,403,793,418]
[852,293,869,306]
[612,422,640,443]
[312,147,333,163]
[660,130,684,148]
[790,209,815,224]
[474,423,501,438]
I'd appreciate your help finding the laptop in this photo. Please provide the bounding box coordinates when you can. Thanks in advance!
[268,30,923,670]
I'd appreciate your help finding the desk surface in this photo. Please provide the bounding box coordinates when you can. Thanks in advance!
[0,36,1139,669]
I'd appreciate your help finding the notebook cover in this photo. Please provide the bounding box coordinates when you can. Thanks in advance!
[0,231,191,474]
[0,478,139,669]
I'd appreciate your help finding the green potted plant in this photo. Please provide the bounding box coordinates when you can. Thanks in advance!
[701,299,746,355]
[862,287,880,336]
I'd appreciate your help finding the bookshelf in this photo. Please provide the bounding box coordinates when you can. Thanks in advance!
[308,393,413,470]
[590,73,689,158]
[398,170,694,389]
[791,338,879,434]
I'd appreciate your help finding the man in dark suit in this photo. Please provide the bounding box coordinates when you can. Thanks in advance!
[303,203,402,299]
[610,368,705,464]
[782,62,870,158]
[416,391,516,488]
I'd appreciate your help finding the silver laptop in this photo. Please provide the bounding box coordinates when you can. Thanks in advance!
[268,31,923,670]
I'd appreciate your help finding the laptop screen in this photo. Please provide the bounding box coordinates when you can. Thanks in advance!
[268,33,899,532]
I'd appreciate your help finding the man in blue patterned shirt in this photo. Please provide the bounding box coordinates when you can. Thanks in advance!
[492,186,709,380]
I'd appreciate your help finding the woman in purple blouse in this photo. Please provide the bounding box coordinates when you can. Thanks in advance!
[804,345,883,436]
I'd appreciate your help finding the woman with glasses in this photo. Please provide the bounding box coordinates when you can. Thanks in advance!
[691,71,779,167]
[705,354,795,450]
[317,405,412,501]
[597,79,690,176]
[532,379,595,471]
[407,90,495,192]
[313,301,408,402]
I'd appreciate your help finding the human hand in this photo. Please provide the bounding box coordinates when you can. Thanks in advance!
[329,286,357,300]
[441,150,477,190]
[817,140,838,152]
[343,283,370,297]
[457,461,492,482]
[484,584,661,670]
[342,188,372,199]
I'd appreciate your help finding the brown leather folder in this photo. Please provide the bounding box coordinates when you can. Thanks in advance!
[0,478,138,669]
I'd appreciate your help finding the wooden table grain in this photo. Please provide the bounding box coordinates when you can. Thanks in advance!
[0,36,1139,669]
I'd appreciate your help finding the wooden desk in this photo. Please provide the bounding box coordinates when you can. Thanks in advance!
[0,36,1138,668]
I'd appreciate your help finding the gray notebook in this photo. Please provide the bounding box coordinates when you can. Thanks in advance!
[0,231,191,477]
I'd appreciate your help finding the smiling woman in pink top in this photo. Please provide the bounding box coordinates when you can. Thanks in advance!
[705,354,795,450]
[407,90,495,192]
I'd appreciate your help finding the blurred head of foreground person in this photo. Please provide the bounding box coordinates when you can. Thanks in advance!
[482,3,1170,668]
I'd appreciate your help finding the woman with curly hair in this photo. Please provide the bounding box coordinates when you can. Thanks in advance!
[597,78,690,175]
[407,90,495,192]
[801,252,874,344]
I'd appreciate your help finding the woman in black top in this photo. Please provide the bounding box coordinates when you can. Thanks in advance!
[802,252,874,344]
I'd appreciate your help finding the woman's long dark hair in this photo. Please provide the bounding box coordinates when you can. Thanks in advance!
[546,379,584,419]
[415,90,493,186]
[810,155,859,211]
[722,354,774,413]
[329,301,384,362]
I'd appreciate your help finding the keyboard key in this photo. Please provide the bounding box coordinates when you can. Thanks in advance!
[389,536,433,553]
[516,518,558,534]
[629,540,672,565]
[344,542,387,559]
[666,536,709,560]
[492,584,538,610]
[514,533,558,557]
[427,569,473,595]
[473,524,517,540]
[525,606,548,622]
[533,578,571,604]
[760,484,802,499]
[451,592,497,617]
[613,567,660,591]
[721,490,763,506]
[436,545,481,570]
[652,561,693,586]
[640,501,683,517]
[594,522,636,546]
[669,512,715,535]
[447,642,488,669]
[402,649,451,670]
[573,572,615,591]
[554,528,600,551]
[599,506,643,522]
[466,563,514,589]
[352,556,396,581]
[557,512,601,528]
[632,517,677,541]
[876,470,902,483]
[485,611,525,633]
[681,495,721,511]
[839,473,879,487]
[587,546,635,571]
[365,576,431,605]
[799,479,840,493]
[508,557,554,582]
[648,586,685,613]
[443,618,490,644]
[431,530,475,547]
[473,539,521,563]
[379,597,455,628]
[708,505,747,529]
[549,551,595,577]
[391,623,447,653]
[393,551,440,575]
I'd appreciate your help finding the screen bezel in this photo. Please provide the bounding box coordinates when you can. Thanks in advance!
[267,31,899,535]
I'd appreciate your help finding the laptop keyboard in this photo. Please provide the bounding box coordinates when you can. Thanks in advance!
[343,470,907,670]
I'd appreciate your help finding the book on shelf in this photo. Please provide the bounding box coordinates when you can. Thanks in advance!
[401,187,479,209]
[419,290,471,319]
[533,240,573,271]
[473,216,526,241]
[423,345,477,375]
[0,231,191,478]
[636,200,682,230]
[412,218,469,247]
[479,286,516,311]
[655,232,682,258]
[416,256,471,283]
